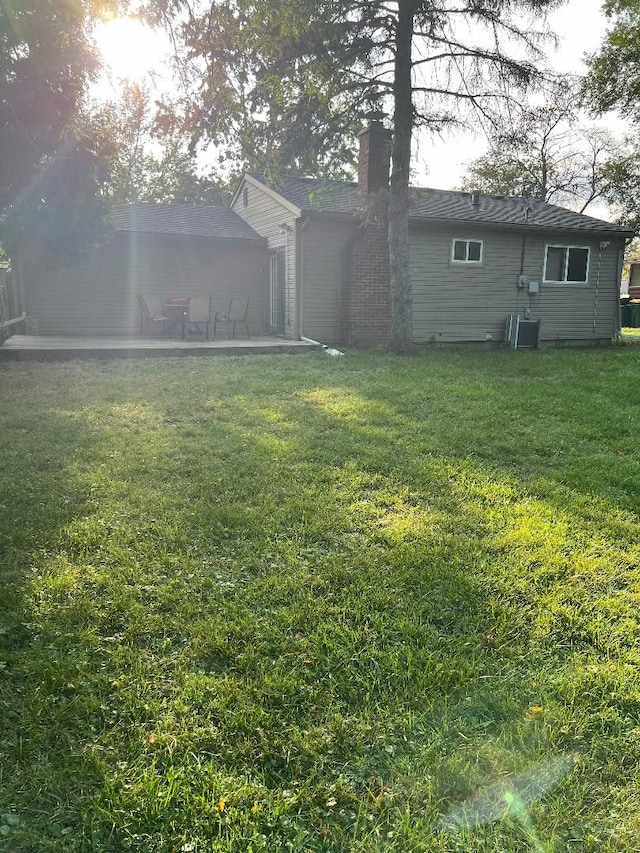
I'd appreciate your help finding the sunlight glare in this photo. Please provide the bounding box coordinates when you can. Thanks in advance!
[96,17,170,83]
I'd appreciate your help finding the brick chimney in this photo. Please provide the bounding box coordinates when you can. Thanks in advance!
[358,120,392,196]
[342,120,392,346]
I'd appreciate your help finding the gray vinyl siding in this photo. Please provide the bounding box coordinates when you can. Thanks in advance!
[410,223,623,344]
[521,233,622,343]
[301,216,356,344]
[21,233,266,336]
[232,179,298,338]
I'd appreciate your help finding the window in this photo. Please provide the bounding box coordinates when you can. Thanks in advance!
[544,245,589,283]
[452,239,483,263]
[242,186,249,208]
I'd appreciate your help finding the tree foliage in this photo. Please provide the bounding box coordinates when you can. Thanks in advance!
[598,150,640,233]
[148,0,558,350]
[95,83,232,206]
[150,0,556,178]
[0,0,111,259]
[580,1,640,233]
[586,0,640,119]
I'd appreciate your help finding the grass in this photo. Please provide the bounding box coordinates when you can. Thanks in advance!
[1,345,640,851]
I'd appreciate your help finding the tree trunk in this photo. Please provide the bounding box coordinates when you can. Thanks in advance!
[389,0,415,353]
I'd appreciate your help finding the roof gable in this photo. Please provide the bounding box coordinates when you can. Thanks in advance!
[231,174,301,217]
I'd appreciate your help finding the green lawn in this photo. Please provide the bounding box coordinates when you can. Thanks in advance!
[1,346,640,852]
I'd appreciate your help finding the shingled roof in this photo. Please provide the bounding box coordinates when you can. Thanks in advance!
[111,203,262,240]
[408,188,633,235]
[251,175,633,236]
[256,175,360,215]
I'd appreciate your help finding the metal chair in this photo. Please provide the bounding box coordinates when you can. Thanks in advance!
[214,297,251,339]
[137,295,168,336]
[184,296,212,340]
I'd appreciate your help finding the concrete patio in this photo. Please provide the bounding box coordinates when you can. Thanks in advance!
[0,334,319,361]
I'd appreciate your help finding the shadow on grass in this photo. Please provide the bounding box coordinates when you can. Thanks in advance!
[0,390,112,847]
[0,351,639,851]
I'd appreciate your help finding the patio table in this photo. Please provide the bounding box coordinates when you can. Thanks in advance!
[163,300,189,336]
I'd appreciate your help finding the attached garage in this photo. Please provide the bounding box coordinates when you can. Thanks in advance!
[16,203,267,337]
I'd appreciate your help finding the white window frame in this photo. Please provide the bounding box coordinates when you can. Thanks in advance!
[451,238,484,264]
[543,244,590,284]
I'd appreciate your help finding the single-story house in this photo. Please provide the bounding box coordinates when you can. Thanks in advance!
[11,120,634,346]
[231,122,635,346]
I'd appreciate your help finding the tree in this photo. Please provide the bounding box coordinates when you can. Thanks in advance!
[148,0,363,180]
[460,82,639,215]
[94,84,232,205]
[583,0,640,233]
[586,0,640,120]
[597,149,640,233]
[0,0,111,260]
[150,0,558,351]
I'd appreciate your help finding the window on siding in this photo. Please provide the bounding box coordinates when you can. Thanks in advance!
[242,186,249,207]
[544,245,589,283]
[452,238,483,263]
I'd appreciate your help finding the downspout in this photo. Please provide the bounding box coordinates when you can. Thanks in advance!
[296,216,304,341]
[300,332,344,355]
[284,222,291,335]
[0,312,27,332]
[593,241,610,335]
[615,241,628,338]
[515,231,527,318]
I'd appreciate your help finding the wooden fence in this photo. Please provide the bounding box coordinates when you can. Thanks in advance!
[0,265,25,342]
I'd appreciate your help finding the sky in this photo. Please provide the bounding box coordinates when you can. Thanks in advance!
[414,0,617,189]
[96,0,620,200]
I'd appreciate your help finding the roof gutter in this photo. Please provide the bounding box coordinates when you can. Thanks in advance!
[112,230,264,243]
[409,216,634,239]
[298,209,358,222]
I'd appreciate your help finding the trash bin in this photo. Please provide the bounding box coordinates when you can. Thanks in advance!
[621,303,633,327]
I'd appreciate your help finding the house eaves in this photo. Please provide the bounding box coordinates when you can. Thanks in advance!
[409,214,635,239]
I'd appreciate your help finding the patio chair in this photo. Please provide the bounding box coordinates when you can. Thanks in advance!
[137,295,168,336]
[184,296,212,340]
[214,297,251,339]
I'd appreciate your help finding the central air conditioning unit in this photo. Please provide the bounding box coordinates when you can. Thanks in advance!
[505,314,541,349]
